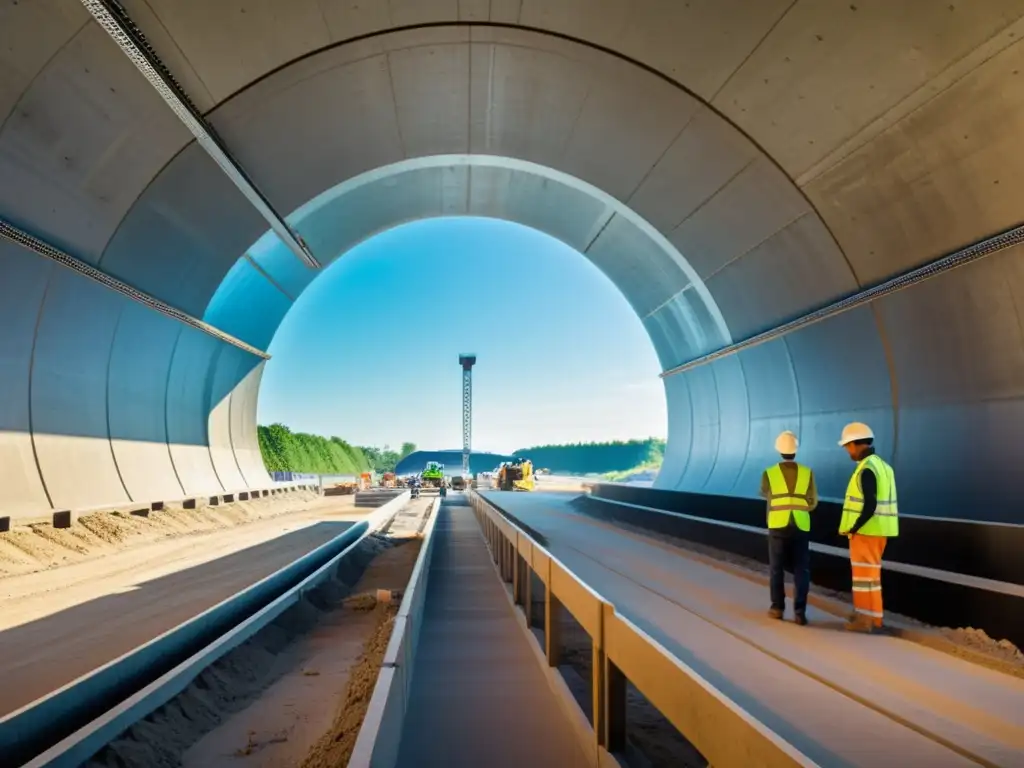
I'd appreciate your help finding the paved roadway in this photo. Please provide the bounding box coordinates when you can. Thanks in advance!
[0,508,364,718]
[394,500,588,767]
[483,492,1024,768]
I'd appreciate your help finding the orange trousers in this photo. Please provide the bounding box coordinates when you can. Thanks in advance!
[849,534,887,626]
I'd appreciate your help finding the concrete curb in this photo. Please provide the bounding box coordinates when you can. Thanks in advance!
[348,496,442,768]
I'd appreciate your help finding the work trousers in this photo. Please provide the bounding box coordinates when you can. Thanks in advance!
[768,530,810,614]
[849,533,887,626]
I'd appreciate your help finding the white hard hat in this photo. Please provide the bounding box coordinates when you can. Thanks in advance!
[774,431,798,454]
[839,422,874,446]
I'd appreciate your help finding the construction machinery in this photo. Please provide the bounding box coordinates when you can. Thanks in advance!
[421,461,445,488]
[497,459,535,492]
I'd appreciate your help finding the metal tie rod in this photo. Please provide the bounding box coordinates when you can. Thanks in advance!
[80,0,320,270]
[0,219,270,360]
[662,221,1024,378]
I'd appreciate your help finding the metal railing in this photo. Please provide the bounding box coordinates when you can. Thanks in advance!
[468,491,817,768]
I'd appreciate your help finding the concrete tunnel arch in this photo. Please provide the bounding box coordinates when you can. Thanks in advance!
[2,10,1024,524]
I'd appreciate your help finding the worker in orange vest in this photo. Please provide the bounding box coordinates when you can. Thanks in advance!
[838,423,899,632]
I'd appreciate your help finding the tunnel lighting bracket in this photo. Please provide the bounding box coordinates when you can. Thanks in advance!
[661,220,1024,378]
[0,219,271,360]
[79,0,321,271]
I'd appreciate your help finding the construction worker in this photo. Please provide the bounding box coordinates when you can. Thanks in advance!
[759,431,817,625]
[838,423,899,632]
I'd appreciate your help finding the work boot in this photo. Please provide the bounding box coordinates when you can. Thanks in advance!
[794,612,808,626]
[844,616,874,632]
[768,607,784,620]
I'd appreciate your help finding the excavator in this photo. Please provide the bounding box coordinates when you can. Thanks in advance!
[497,458,535,492]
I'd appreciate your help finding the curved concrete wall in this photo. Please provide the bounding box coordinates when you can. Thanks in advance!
[2,5,1023,522]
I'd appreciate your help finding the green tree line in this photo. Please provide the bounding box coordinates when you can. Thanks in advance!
[514,438,665,475]
[258,424,416,475]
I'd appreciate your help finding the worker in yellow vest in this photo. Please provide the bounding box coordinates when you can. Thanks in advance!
[759,431,817,625]
[838,423,899,632]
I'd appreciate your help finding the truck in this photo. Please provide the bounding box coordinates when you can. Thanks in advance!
[497,458,535,492]
[421,461,445,488]
[450,475,467,491]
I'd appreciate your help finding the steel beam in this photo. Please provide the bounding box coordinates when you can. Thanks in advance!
[0,219,270,360]
[79,0,321,270]
[661,221,1024,378]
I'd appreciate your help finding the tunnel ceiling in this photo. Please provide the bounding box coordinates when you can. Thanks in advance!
[2,2,1024,522]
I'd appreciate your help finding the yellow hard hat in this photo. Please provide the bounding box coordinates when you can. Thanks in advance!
[838,422,874,446]
[774,431,798,454]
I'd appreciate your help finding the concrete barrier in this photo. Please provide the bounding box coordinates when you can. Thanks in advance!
[470,491,816,768]
[3,492,410,768]
[348,496,442,768]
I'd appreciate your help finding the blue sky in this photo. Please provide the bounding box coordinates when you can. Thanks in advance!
[258,217,666,454]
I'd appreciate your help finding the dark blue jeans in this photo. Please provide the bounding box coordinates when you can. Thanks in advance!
[768,530,810,614]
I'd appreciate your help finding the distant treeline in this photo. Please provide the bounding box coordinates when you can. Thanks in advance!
[514,438,665,475]
[257,423,417,475]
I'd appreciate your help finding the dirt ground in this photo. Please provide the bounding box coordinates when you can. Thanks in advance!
[297,603,399,768]
[0,489,325,579]
[89,529,424,768]
[0,492,370,717]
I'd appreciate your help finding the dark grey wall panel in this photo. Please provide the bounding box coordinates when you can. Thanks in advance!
[203,258,293,352]
[643,287,729,372]
[467,40,591,167]
[165,329,223,495]
[209,50,405,215]
[658,374,693,490]
[876,246,1024,521]
[558,51,698,201]
[0,21,189,262]
[628,107,759,234]
[704,213,857,339]
[31,269,130,510]
[585,214,692,318]
[207,346,255,491]
[98,144,267,318]
[677,365,720,492]
[667,158,809,281]
[0,242,54,516]
[107,303,185,502]
[704,356,750,494]
[467,166,609,252]
[783,307,895,500]
[294,166,464,265]
[389,40,471,157]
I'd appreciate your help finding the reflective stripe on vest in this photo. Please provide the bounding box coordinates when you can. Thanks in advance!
[765,463,812,532]
[840,454,899,537]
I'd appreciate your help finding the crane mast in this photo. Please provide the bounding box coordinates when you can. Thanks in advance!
[458,354,476,476]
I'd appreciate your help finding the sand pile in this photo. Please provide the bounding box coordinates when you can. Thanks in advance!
[85,536,384,764]
[85,534,399,768]
[0,491,323,579]
[299,603,399,768]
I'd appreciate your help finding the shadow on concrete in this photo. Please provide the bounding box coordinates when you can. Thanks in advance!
[0,521,353,718]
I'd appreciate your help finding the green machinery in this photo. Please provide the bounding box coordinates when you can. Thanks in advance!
[421,461,445,488]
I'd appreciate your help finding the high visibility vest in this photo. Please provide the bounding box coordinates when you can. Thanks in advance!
[840,454,899,537]
[764,463,813,532]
